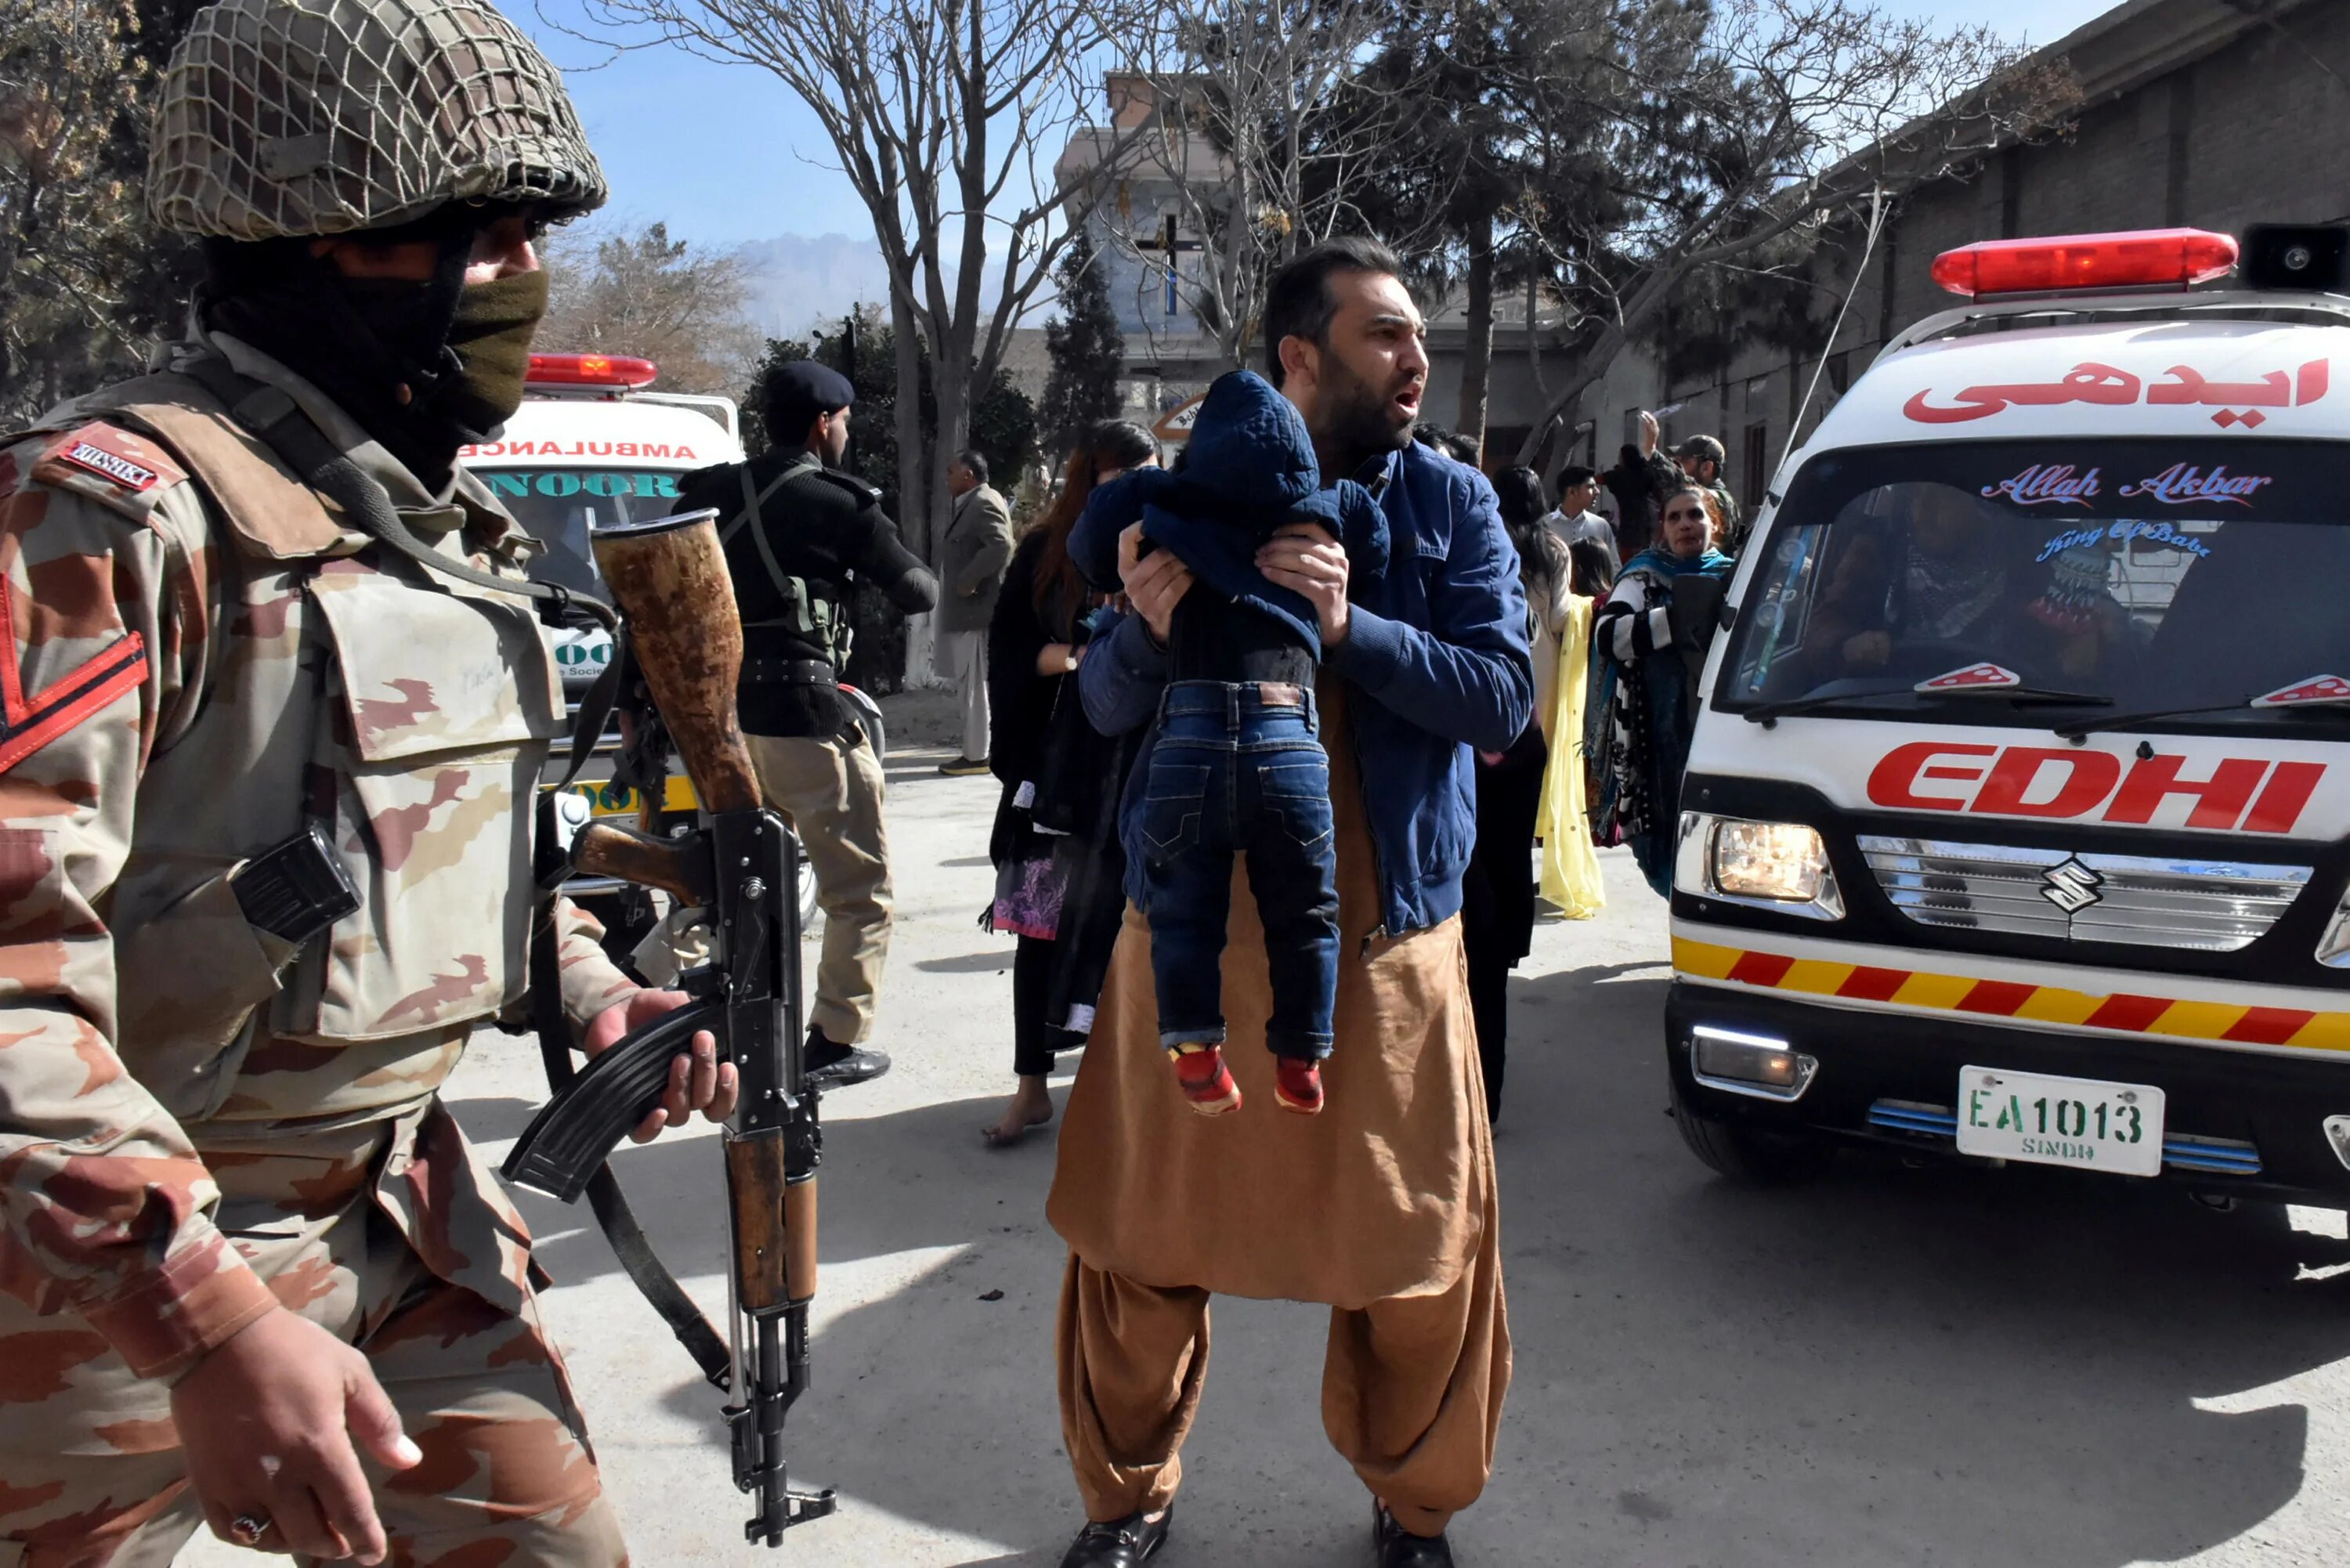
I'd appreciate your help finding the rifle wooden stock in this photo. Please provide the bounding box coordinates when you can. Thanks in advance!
[727,1136,819,1311]
[572,820,713,905]
[588,510,761,814]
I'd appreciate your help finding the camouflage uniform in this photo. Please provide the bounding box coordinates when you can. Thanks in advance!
[0,326,641,1565]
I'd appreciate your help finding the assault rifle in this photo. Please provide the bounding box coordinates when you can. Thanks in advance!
[502,507,836,1547]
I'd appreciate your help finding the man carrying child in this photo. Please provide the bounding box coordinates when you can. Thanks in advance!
[1043,238,1533,1568]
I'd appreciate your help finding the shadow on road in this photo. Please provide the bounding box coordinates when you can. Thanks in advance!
[1493,956,2350,1566]
[916,949,1018,974]
[465,943,2350,1566]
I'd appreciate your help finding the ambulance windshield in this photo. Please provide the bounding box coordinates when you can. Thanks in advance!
[1718,439,2350,732]
[475,468,690,601]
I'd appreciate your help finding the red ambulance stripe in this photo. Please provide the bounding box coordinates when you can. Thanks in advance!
[1956,980,2035,1017]
[2084,994,2171,1033]
[1837,966,1911,1003]
[1727,951,1796,988]
[2222,1007,2318,1046]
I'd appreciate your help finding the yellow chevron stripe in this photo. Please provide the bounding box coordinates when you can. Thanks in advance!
[1674,938,2350,1056]
[2150,999,2251,1042]
[1779,958,1858,996]
[1672,937,1741,981]
[2010,984,2105,1028]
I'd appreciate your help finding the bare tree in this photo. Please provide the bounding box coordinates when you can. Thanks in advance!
[1088,0,1421,374]
[539,220,761,395]
[572,0,1138,589]
[0,0,160,419]
[1513,0,2077,466]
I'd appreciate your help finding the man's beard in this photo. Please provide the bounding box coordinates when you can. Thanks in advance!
[1318,353,1416,468]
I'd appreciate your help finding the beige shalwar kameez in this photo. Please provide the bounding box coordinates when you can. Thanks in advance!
[1048,683,1511,1539]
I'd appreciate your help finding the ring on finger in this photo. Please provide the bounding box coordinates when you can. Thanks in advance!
[228,1512,273,1547]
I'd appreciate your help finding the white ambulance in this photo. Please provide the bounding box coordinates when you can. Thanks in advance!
[1667,226,2350,1201]
[461,353,866,943]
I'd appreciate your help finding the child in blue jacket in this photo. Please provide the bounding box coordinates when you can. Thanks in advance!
[1075,370,1387,1115]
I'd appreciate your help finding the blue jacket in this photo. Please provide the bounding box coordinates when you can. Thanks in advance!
[1071,370,1388,656]
[1080,436,1535,936]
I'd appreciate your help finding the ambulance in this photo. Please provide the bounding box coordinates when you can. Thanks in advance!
[461,353,866,947]
[1665,225,2350,1201]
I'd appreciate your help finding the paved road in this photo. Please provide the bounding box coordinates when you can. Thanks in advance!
[188,715,2350,1566]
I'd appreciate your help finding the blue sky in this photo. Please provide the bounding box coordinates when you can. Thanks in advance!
[522,0,2122,250]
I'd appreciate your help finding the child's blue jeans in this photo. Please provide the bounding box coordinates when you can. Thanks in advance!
[1135,680,1340,1061]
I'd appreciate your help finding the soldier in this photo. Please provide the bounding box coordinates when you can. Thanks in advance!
[0,1,732,1562]
[674,361,936,1087]
[1670,433,1745,553]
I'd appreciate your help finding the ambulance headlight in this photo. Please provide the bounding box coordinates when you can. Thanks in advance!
[1678,814,1845,919]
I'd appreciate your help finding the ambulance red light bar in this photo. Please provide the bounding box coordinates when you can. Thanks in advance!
[1930,229,2240,299]
[525,353,658,389]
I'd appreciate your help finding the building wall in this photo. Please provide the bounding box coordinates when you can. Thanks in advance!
[1481,0,2350,508]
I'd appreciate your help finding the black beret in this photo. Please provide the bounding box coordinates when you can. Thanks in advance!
[769,359,855,413]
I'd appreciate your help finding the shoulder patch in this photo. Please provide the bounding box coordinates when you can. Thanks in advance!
[27,423,186,522]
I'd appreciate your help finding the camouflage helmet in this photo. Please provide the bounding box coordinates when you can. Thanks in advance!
[148,0,607,241]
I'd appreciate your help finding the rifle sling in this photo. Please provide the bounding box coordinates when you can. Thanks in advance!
[527,877,732,1391]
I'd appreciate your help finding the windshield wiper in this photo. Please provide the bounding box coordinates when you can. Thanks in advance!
[1743,683,2113,725]
[2058,696,2350,739]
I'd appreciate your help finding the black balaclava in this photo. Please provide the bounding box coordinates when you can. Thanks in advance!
[202,209,549,493]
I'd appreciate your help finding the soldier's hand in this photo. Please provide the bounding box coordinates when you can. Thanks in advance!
[173,1306,420,1563]
[584,988,736,1142]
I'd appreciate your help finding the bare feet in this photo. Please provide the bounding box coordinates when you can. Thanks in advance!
[981,1078,1055,1147]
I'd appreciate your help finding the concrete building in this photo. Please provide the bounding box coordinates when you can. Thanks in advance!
[1054,0,2348,489]
[1575,0,2350,513]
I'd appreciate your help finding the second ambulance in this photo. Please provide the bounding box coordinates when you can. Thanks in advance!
[1667,226,2350,1201]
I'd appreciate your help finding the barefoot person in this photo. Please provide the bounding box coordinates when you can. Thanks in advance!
[1046,238,1531,1568]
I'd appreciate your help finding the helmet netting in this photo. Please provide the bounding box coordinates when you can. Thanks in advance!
[149,0,608,240]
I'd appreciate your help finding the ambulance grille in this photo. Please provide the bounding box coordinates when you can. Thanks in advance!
[1855,836,2310,952]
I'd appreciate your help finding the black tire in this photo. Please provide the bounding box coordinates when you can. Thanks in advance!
[1670,1077,1834,1184]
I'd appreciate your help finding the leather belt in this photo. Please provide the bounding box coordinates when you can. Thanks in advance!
[741,657,838,686]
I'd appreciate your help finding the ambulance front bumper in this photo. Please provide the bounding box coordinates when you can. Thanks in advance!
[1667,980,2350,1200]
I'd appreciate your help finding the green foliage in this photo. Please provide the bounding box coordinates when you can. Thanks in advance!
[1039,231,1124,460]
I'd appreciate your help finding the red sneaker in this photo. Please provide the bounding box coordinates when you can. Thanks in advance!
[1169,1044,1242,1116]
[1274,1057,1324,1115]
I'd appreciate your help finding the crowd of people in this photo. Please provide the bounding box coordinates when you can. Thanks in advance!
[669,238,1754,1564]
[0,1,1751,1548]
[957,400,1748,1136]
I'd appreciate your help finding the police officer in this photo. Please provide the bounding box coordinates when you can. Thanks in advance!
[676,361,937,1086]
[0,2,728,1561]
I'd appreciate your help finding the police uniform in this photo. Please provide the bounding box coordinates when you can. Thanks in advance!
[675,376,936,1051]
[0,2,647,1561]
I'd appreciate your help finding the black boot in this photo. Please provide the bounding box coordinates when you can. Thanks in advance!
[804,1025,890,1089]
[1373,1501,1455,1566]
[1058,1505,1171,1566]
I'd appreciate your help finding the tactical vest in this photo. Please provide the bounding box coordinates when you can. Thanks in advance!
[721,461,855,673]
[62,373,563,1115]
